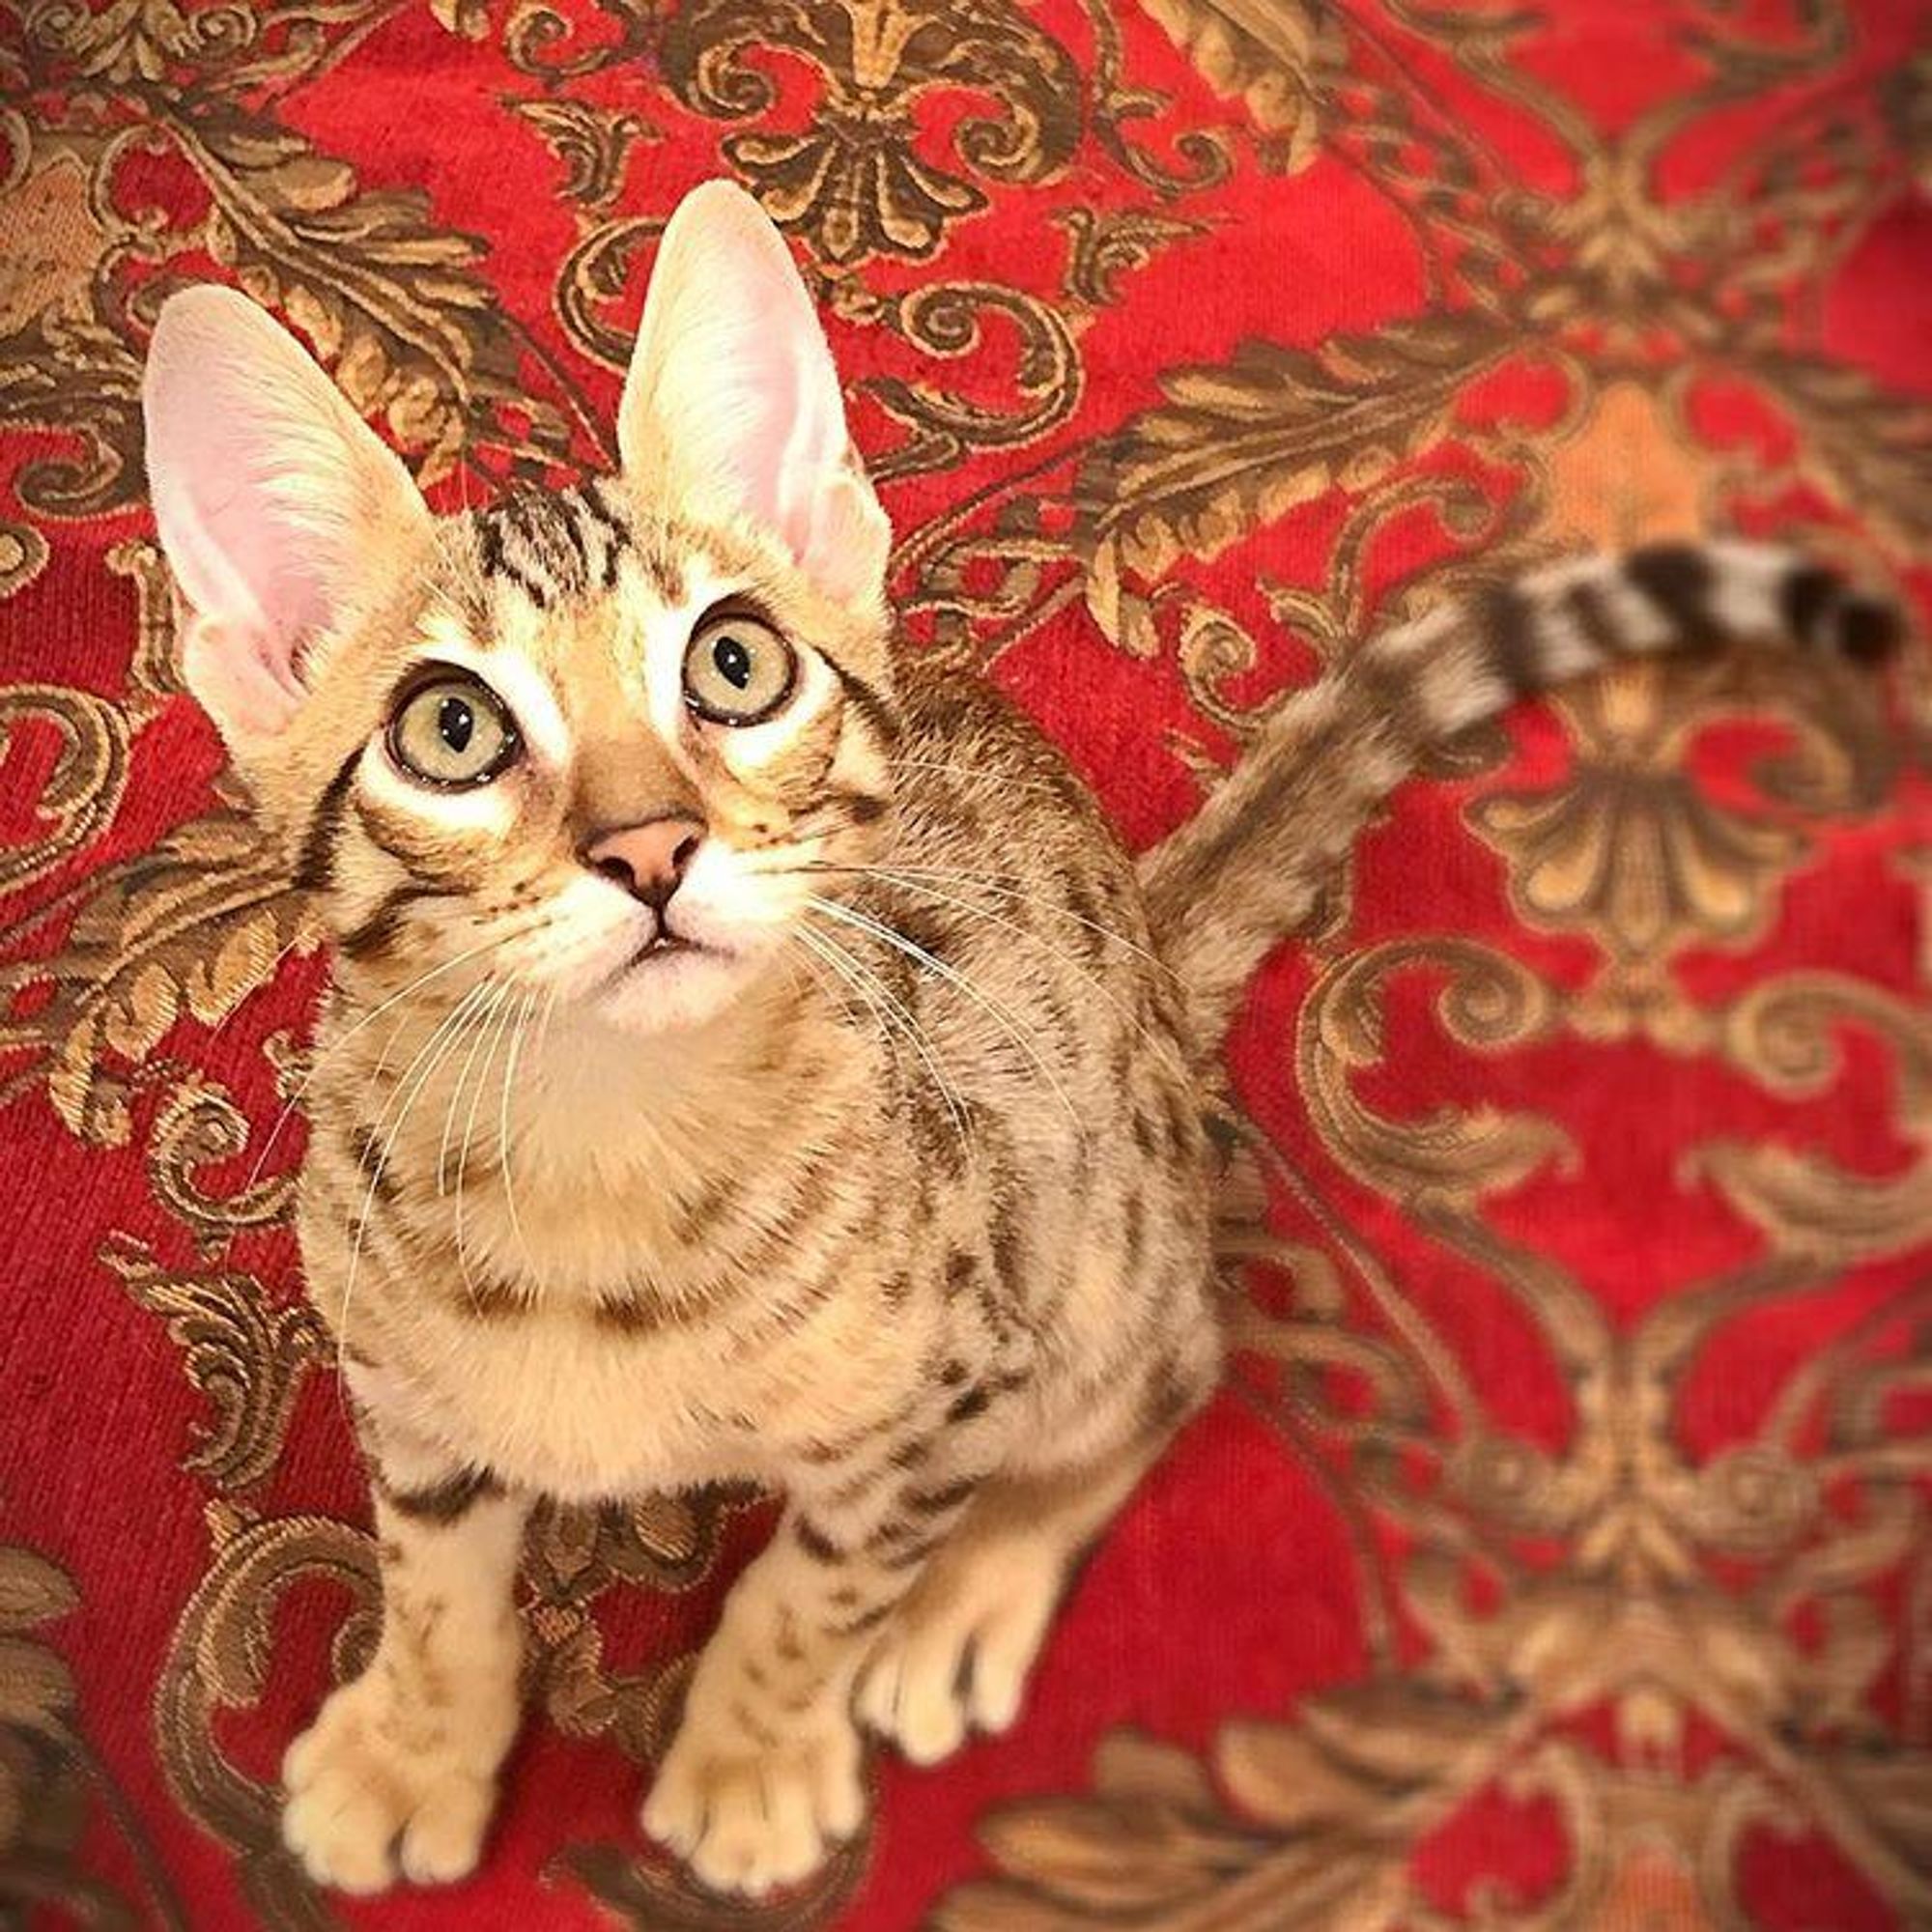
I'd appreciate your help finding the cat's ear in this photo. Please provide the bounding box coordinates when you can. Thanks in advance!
[143,286,432,751]
[618,181,889,609]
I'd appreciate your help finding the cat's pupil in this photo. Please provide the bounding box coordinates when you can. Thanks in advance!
[712,635,753,691]
[439,696,474,753]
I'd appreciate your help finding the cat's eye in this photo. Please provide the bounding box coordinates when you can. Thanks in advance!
[386,672,520,788]
[682,610,797,726]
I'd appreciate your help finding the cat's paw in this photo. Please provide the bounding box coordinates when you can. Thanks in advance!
[641,1713,864,1898]
[281,1676,501,1893]
[855,1535,1062,1764]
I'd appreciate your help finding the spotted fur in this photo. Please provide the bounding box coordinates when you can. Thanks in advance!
[270,520,1895,1901]
[143,191,1900,1904]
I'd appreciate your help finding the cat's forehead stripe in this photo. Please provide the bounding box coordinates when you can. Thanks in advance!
[631,534,687,607]
[471,484,633,610]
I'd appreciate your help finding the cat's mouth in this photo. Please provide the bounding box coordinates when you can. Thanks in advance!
[621,925,721,974]
[590,918,747,1033]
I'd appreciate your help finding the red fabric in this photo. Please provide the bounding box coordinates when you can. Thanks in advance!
[4,2,1931,1926]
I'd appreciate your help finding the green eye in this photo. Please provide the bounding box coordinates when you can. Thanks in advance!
[682,611,796,726]
[387,673,519,787]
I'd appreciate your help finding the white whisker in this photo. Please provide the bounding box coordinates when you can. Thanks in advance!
[452,986,523,1298]
[440,982,515,1196]
[794,860,1176,980]
[805,894,1084,1138]
[868,867,1171,1056]
[335,980,499,1388]
[797,923,972,1152]
[497,989,541,1275]
[887,756,1067,801]
[531,986,561,1083]
[225,921,552,1258]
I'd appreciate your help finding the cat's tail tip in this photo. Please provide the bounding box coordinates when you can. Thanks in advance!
[1772,557,1904,666]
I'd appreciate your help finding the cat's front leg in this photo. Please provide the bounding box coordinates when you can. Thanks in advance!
[281,1413,530,1894]
[642,1455,987,1897]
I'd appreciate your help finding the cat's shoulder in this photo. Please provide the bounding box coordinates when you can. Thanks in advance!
[895,657,1072,781]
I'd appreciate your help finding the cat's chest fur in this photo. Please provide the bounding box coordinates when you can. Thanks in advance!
[300,983,928,1497]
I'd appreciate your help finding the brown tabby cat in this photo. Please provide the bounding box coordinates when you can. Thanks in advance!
[140,180,1897,1899]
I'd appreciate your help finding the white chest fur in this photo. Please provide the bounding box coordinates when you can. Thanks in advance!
[314,992,913,1500]
[345,1307,766,1500]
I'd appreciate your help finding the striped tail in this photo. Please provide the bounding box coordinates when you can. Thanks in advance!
[1141,540,1901,1055]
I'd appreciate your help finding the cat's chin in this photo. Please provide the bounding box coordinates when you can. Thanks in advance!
[589,941,753,1036]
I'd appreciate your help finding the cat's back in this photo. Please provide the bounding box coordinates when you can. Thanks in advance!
[862,656,1199,1146]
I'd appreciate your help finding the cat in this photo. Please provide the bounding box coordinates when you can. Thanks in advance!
[140,178,1898,1900]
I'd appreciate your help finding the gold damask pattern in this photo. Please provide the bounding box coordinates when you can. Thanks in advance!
[0,1542,185,1925]
[658,0,1084,263]
[0,1,1928,1927]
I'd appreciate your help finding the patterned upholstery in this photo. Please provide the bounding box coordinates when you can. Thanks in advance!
[2,2,1929,1925]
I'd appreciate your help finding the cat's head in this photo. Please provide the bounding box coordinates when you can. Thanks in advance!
[143,181,896,1035]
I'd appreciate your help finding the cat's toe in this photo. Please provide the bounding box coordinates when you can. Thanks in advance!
[639,1751,704,1861]
[281,1681,498,1894]
[642,1719,862,1897]
[397,1774,495,1885]
[686,1763,778,1896]
[965,1583,1058,1734]
[858,1538,1062,1763]
[283,1773,401,1895]
[856,1629,967,1765]
[759,1761,823,1879]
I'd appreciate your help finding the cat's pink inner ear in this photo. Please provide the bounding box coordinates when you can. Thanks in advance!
[143,286,427,746]
[179,615,306,739]
[620,181,890,605]
[802,470,892,608]
[153,418,313,738]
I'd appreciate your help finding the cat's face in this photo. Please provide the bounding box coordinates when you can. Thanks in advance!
[143,182,895,1035]
[318,491,894,1032]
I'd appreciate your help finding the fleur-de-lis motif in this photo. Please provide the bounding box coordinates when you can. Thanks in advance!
[658,0,1082,264]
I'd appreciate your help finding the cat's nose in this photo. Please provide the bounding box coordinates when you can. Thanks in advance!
[582,815,706,911]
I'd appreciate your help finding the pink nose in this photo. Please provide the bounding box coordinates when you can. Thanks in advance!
[583,815,705,910]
